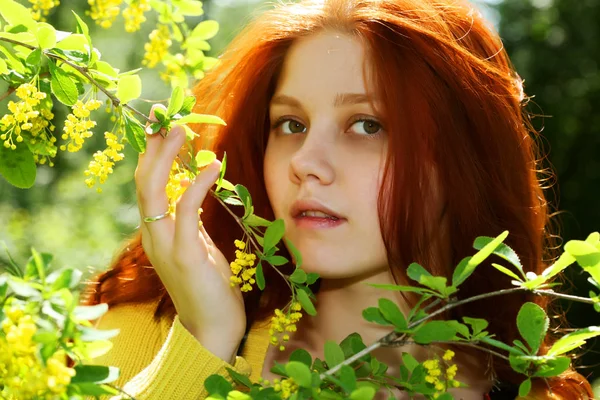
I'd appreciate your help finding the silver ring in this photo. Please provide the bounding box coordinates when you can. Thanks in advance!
[143,210,170,223]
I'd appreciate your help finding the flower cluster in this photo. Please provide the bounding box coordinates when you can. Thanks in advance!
[423,349,460,398]
[160,53,187,86]
[0,83,57,166]
[259,377,299,399]
[0,306,76,398]
[164,162,195,214]
[229,239,257,292]
[143,24,172,68]
[60,99,102,153]
[28,0,60,21]
[123,0,151,32]
[87,0,123,29]
[84,131,125,192]
[269,301,303,351]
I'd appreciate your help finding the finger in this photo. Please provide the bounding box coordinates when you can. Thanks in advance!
[174,160,221,256]
[138,104,167,164]
[137,125,186,245]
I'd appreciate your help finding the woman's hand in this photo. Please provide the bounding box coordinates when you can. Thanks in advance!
[134,104,246,364]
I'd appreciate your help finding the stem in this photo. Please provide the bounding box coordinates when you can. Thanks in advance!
[387,339,510,361]
[0,87,15,102]
[534,289,596,304]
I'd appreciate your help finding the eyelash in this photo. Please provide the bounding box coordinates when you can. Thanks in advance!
[270,116,384,137]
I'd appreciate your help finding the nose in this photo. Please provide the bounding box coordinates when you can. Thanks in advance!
[289,129,336,186]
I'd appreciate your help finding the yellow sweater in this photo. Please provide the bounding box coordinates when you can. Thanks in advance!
[92,299,272,399]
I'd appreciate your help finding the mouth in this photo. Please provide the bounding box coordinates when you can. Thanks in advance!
[290,199,346,228]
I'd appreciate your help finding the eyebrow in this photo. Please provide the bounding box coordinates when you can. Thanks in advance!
[270,93,377,108]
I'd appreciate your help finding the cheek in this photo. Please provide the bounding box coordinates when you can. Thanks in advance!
[263,141,288,214]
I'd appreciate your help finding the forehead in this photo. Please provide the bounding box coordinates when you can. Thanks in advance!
[273,31,372,101]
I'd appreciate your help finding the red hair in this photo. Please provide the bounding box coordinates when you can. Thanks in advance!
[85,0,592,397]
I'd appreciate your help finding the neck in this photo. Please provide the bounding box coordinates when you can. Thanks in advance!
[295,268,411,352]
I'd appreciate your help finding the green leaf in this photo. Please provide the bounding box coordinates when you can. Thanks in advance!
[244,214,271,227]
[296,289,316,316]
[290,349,312,367]
[0,58,7,74]
[362,307,391,326]
[1,243,23,277]
[204,374,233,396]
[48,267,82,290]
[190,20,219,40]
[48,60,78,106]
[477,236,524,277]
[339,365,357,393]
[547,326,600,356]
[180,95,196,115]
[481,336,526,355]
[176,113,226,125]
[286,238,303,267]
[406,262,432,283]
[71,11,91,52]
[491,263,523,282]
[290,268,307,284]
[413,321,459,344]
[519,378,531,397]
[324,340,345,368]
[167,86,185,116]
[401,352,419,372]
[24,248,50,280]
[195,150,216,169]
[517,302,548,354]
[534,356,571,377]
[73,304,108,321]
[71,383,119,396]
[349,386,376,400]
[285,361,312,388]
[175,0,205,16]
[225,367,253,388]
[463,317,488,336]
[378,298,407,331]
[79,326,120,341]
[0,0,36,29]
[306,272,319,285]
[7,278,41,298]
[453,231,509,287]
[25,47,41,68]
[124,115,147,153]
[264,219,285,252]
[71,365,119,384]
[256,262,265,290]
[116,75,142,104]
[0,142,36,188]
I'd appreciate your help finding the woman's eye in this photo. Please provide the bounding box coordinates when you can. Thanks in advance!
[351,119,382,135]
[274,119,306,134]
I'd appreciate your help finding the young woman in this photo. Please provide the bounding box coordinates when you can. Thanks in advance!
[85,0,593,398]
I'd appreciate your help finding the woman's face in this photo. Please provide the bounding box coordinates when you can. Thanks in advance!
[264,31,389,279]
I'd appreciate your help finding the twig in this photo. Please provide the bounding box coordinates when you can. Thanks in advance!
[0,87,15,102]
[386,339,510,361]
[0,37,150,123]
[534,289,596,304]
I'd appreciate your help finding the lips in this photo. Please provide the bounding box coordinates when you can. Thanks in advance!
[290,199,344,220]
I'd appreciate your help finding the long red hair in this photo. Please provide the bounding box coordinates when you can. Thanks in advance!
[85,0,592,397]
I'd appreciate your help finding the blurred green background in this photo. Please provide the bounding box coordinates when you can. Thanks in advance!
[0,0,598,390]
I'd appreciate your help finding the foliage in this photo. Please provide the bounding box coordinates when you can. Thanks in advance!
[0,247,122,398]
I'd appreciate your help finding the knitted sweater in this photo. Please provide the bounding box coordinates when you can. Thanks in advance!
[92,299,271,399]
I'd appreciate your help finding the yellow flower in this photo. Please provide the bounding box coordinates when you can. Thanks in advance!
[28,0,60,21]
[60,99,102,153]
[269,301,303,350]
[123,0,151,32]
[1,83,56,162]
[84,131,125,192]
[87,0,123,29]
[143,24,172,68]
[446,363,458,380]
[229,239,257,292]
[442,349,455,361]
